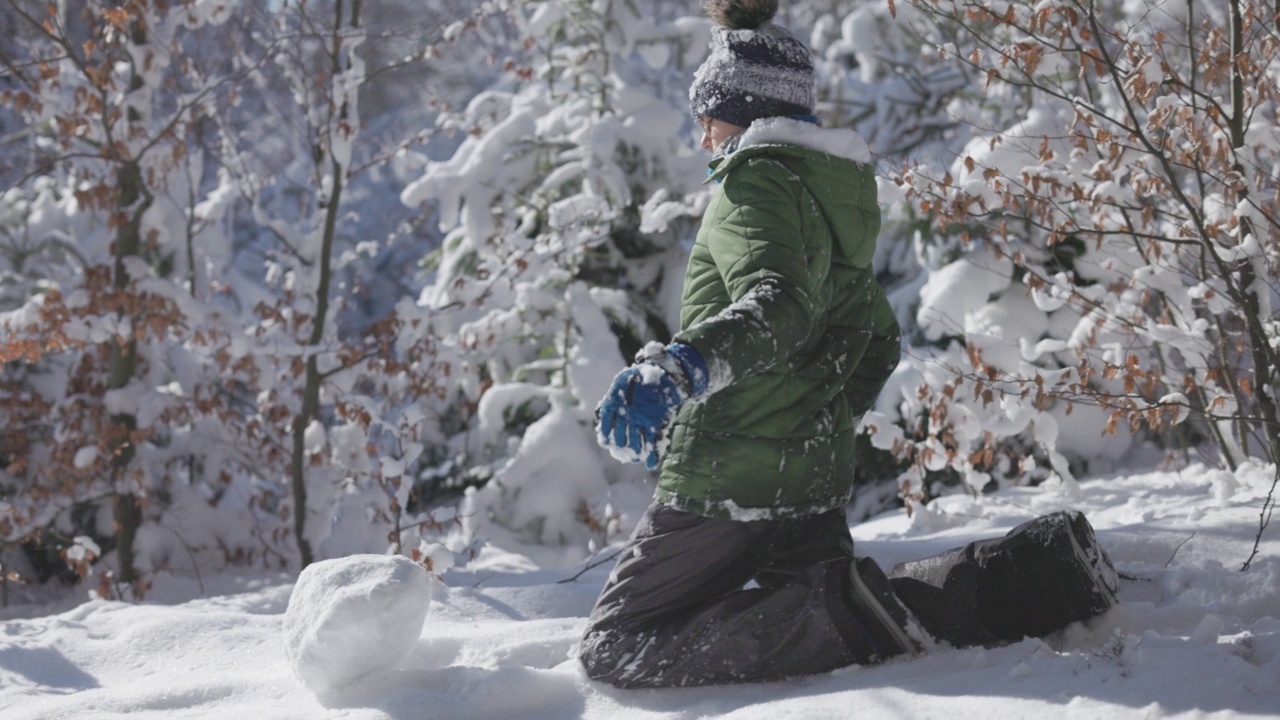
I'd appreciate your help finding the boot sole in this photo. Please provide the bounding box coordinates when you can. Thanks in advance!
[1063,512,1120,610]
[849,560,919,659]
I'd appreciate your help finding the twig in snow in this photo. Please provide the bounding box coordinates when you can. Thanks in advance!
[1241,466,1278,572]
[1165,532,1195,569]
[1119,532,1195,582]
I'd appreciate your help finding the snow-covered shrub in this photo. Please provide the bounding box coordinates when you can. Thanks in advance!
[875,0,1280,528]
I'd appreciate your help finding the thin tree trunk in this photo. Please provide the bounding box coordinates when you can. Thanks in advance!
[1227,0,1280,569]
[290,0,362,569]
[108,149,148,586]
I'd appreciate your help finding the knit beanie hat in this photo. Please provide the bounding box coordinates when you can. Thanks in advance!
[689,0,816,129]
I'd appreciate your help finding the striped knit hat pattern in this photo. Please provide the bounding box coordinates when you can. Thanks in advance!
[689,0,815,129]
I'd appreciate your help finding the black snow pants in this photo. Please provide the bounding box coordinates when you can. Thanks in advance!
[578,503,889,688]
[578,504,1118,688]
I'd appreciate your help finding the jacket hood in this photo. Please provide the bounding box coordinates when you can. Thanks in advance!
[706,118,879,268]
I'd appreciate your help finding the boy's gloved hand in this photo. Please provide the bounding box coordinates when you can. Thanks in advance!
[596,341,709,470]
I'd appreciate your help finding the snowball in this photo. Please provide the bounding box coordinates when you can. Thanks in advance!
[283,554,432,695]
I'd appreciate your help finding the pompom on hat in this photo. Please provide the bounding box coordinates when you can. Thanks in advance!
[689,0,816,129]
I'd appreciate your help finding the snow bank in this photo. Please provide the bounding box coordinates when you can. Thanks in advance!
[282,554,432,695]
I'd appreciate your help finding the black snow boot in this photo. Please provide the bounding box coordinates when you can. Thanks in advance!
[888,510,1118,646]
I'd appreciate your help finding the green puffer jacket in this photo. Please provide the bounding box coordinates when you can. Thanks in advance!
[658,118,901,520]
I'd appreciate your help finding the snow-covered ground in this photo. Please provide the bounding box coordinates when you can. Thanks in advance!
[2,463,1278,719]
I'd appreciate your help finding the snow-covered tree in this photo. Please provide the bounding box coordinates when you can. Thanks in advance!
[0,0,488,593]
[197,0,500,568]
[401,0,710,548]
[0,0,261,596]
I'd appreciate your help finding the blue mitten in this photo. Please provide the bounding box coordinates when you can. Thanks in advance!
[596,342,709,469]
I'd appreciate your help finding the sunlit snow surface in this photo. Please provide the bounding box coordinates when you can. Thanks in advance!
[2,464,1278,719]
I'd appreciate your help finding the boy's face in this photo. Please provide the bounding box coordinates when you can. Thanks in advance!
[697,116,745,153]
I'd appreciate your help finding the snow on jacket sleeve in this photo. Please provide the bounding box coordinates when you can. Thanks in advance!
[674,158,828,390]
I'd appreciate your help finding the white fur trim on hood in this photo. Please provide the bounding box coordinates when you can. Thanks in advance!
[736,117,872,165]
